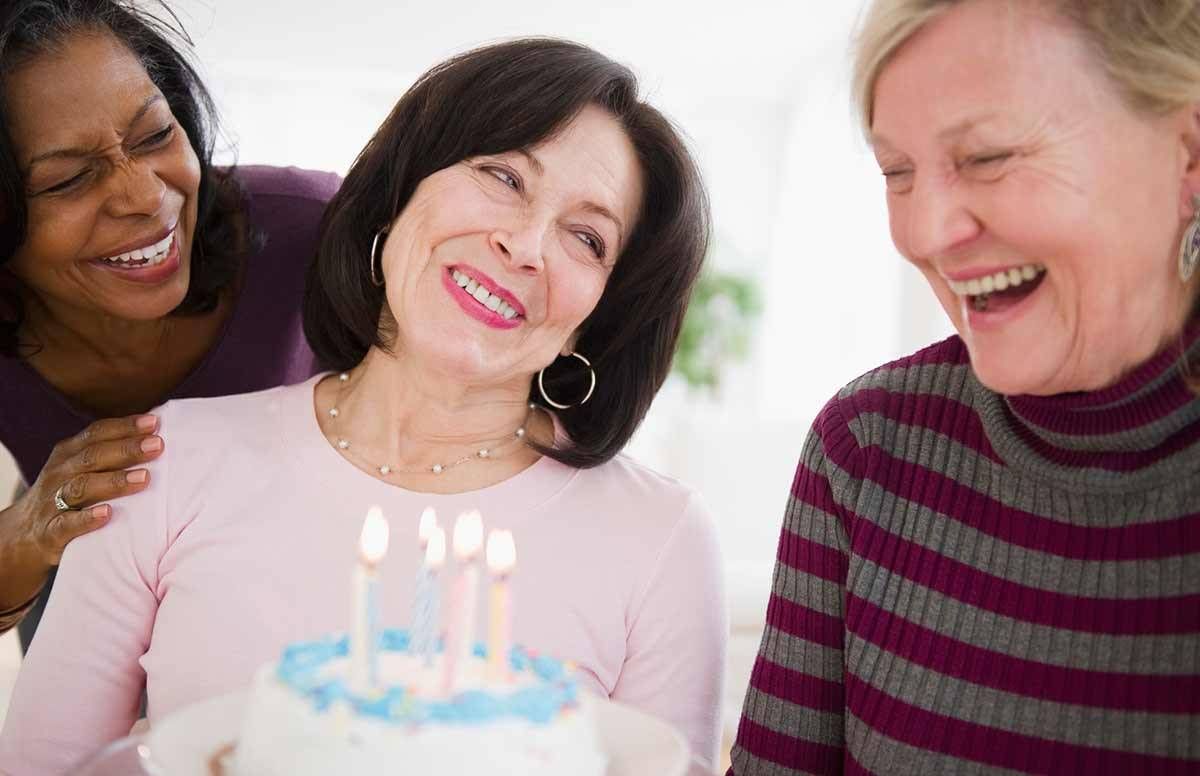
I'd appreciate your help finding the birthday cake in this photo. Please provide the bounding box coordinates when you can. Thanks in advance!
[228,629,607,776]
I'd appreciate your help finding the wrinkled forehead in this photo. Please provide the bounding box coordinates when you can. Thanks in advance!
[5,30,159,164]
[869,0,1095,143]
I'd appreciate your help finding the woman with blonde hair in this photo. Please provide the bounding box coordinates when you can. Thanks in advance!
[730,1,1200,773]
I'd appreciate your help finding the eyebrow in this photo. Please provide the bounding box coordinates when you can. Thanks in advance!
[518,148,627,243]
[871,113,1003,149]
[26,94,164,169]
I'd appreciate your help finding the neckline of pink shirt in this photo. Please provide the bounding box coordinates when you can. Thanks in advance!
[280,373,581,512]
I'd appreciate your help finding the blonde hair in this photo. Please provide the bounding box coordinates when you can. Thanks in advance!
[851,0,1200,134]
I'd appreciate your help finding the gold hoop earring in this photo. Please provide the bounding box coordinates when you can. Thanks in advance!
[369,229,388,287]
[537,352,596,410]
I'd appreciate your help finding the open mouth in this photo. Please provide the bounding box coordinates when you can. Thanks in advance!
[97,228,176,269]
[448,268,523,321]
[948,263,1046,314]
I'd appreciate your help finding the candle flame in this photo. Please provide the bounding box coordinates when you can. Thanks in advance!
[486,530,516,575]
[425,526,447,569]
[452,510,484,560]
[418,506,437,547]
[360,506,390,565]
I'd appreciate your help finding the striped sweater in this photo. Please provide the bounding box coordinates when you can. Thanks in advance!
[729,332,1200,775]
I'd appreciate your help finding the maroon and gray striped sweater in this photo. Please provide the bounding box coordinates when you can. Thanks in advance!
[729,332,1200,775]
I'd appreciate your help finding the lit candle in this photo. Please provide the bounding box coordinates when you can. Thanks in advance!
[411,506,439,662]
[417,506,437,551]
[410,524,445,667]
[350,506,389,693]
[441,510,483,694]
[486,530,516,683]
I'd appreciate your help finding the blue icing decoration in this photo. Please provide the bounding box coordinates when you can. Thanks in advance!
[380,629,411,651]
[452,690,505,722]
[354,689,404,721]
[531,655,564,682]
[509,647,530,672]
[275,628,572,726]
[310,680,347,712]
[508,687,564,724]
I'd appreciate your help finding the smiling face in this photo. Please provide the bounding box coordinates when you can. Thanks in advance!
[376,104,643,388]
[871,0,1200,396]
[4,30,200,322]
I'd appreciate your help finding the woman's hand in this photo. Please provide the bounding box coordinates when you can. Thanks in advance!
[0,414,162,610]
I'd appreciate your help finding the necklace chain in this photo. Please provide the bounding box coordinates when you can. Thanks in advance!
[327,372,532,477]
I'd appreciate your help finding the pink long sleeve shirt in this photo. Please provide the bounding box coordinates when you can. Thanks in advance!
[0,375,727,775]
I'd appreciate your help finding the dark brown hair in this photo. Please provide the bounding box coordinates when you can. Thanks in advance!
[0,0,251,357]
[304,37,710,469]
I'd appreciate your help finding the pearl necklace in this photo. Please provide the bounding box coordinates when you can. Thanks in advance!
[327,372,532,477]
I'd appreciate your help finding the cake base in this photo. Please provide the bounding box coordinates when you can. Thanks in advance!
[231,661,606,776]
[144,692,689,776]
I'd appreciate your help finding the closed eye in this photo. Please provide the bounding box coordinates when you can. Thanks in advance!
[881,168,914,193]
[962,151,1013,168]
[38,169,90,195]
[136,125,175,151]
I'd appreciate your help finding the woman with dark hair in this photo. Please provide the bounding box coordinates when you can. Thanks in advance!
[0,37,726,775]
[0,0,336,646]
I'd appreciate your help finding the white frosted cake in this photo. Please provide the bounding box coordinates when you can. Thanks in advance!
[229,629,606,776]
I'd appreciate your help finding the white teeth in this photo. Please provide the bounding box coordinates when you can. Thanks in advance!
[449,268,522,320]
[947,264,1044,297]
[101,229,174,267]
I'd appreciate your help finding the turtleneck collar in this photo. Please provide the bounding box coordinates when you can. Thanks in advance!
[973,317,1200,490]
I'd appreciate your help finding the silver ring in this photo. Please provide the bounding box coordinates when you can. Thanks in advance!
[53,485,71,513]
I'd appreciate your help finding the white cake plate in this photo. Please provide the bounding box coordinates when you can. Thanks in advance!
[140,691,689,776]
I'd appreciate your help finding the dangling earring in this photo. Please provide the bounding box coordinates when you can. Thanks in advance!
[369,229,388,287]
[1178,195,1200,283]
[537,352,597,410]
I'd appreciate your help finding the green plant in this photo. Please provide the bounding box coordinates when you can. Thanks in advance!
[673,268,761,393]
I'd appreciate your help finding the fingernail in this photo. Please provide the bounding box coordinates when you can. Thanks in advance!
[140,436,163,453]
[136,415,158,433]
[90,505,111,519]
[126,469,148,485]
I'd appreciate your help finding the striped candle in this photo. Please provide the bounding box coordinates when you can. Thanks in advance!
[349,506,389,694]
[410,525,445,667]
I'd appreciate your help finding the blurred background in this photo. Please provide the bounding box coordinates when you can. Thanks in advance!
[0,0,954,767]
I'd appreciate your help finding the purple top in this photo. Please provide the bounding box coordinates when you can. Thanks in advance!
[0,165,340,486]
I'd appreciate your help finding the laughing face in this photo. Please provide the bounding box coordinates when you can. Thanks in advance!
[376,104,643,388]
[871,0,1200,396]
[5,30,200,322]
